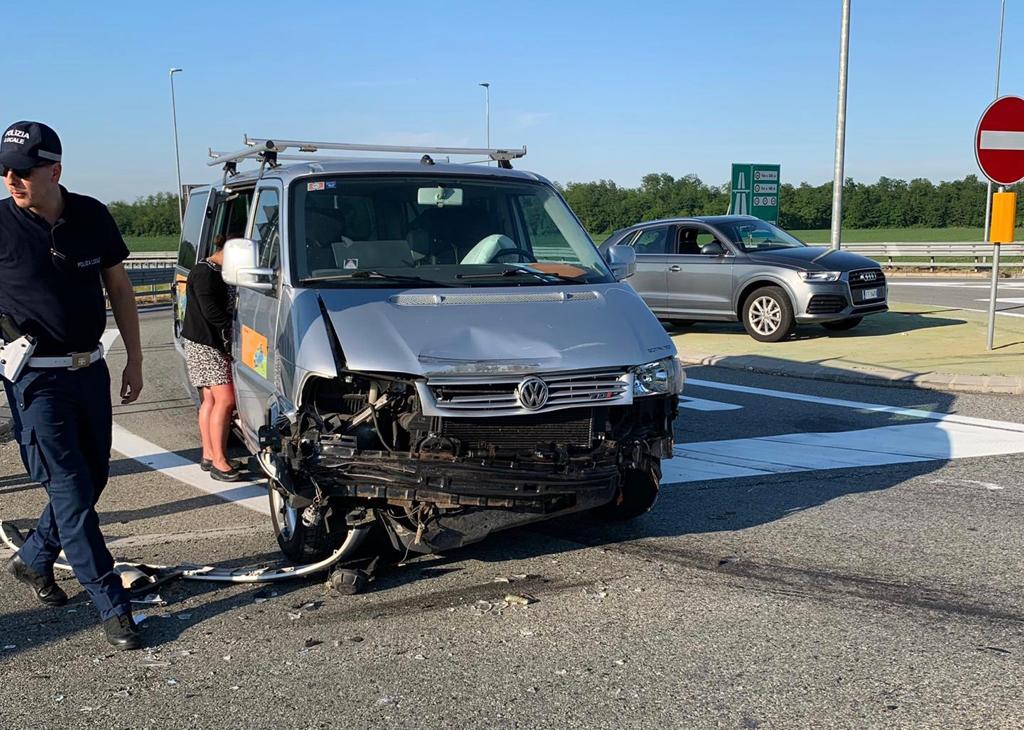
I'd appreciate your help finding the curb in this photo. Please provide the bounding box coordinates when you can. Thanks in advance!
[679,351,1024,395]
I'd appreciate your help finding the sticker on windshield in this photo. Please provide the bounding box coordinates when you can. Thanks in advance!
[326,181,336,189]
[307,181,325,192]
[343,258,358,269]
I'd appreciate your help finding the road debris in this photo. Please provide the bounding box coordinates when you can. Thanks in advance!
[287,611,302,621]
[504,594,537,606]
[303,638,322,648]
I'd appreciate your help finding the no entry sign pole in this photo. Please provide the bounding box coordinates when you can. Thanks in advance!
[985,0,1006,351]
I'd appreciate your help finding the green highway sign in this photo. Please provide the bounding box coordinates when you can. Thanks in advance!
[729,163,781,224]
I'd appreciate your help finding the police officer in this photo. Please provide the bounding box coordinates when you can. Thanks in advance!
[1,121,146,650]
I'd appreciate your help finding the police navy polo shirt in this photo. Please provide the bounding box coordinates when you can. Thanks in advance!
[0,186,129,356]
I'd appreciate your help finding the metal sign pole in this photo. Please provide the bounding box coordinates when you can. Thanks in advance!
[985,0,1006,351]
[169,68,184,226]
[830,0,852,251]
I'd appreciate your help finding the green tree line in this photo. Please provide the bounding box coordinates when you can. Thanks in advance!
[107,175,1024,238]
[558,173,1024,233]
[107,192,180,237]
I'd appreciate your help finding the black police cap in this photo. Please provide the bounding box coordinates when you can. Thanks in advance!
[0,121,62,169]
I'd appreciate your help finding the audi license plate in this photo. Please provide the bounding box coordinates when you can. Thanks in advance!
[860,287,884,301]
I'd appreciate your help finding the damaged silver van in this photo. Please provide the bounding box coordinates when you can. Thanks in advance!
[173,138,682,572]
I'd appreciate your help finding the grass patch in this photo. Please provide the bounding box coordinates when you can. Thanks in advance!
[790,227,1023,243]
[125,235,178,252]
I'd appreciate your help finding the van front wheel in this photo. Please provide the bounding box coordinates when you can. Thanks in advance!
[268,485,335,563]
[596,469,659,521]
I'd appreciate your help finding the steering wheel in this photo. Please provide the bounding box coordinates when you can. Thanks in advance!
[489,247,537,263]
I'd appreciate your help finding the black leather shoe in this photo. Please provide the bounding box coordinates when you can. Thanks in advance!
[209,465,242,482]
[6,555,68,607]
[103,612,142,650]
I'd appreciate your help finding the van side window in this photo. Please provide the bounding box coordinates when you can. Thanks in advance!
[177,191,209,270]
[251,189,281,270]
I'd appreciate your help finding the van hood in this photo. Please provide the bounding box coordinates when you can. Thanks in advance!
[746,246,880,271]
[317,284,675,377]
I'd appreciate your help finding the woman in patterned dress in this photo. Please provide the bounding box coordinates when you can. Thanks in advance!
[180,235,241,482]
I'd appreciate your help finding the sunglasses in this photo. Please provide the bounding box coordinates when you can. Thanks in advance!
[2,164,51,180]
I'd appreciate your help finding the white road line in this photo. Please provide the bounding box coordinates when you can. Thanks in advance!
[111,423,269,514]
[662,421,1024,484]
[975,297,1024,305]
[101,329,268,515]
[100,328,121,354]
[678,396,743,411]
[943,306,1024,319]
[888,282,1024,289]
[685,377,1024,433]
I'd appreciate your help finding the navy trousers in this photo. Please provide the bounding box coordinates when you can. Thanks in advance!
[3,360,130,620]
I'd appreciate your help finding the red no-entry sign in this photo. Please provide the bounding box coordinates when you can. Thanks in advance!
[975,95,1024,186]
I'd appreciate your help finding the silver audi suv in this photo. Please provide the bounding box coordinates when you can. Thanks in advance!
[600,215,888,342]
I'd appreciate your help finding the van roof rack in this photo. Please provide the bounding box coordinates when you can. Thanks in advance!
[208,135,527,173]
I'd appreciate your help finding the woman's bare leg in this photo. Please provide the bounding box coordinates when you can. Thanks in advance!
[208,383,237,471]
[197,387,214,461]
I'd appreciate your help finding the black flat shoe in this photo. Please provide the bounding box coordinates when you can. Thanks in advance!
[210,465,242,482]
[202,459,243,473]
[6,554,68,607]
[103,612,142,650]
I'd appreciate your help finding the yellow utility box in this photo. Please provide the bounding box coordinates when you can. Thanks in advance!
[990,191,1017,243]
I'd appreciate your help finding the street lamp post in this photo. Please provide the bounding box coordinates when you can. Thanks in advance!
[479,82,491,160]
[169,67,184,226]
[830,0,852,251]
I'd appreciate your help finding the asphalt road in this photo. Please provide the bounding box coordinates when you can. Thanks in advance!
[886,276,1024,317]
[2,310,1024,729]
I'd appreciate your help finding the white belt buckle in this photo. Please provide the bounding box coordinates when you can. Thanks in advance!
[70,352,91,370]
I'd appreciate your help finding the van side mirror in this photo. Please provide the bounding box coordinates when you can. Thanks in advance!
[604,245,637,279]
[700,241,726,256]
[222,237,274,292]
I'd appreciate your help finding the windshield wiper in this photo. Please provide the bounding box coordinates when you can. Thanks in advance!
[301,270,453,286]
[456,267,586,283]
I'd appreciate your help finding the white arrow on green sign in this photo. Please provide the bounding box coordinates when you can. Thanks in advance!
[729,163,781,224]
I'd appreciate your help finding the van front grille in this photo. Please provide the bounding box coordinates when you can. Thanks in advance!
[418,368,633,417]
[441,410,594,452]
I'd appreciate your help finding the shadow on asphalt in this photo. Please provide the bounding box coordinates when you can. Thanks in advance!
[1,359,959,655]
[665,307,965,340]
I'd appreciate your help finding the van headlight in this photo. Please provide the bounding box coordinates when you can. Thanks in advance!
[632,357,684,396]
[799,271,841,282]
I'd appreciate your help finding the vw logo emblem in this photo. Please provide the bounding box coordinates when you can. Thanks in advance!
[517,376,549,411]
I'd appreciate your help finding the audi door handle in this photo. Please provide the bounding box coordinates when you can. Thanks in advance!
[669,265,682,272]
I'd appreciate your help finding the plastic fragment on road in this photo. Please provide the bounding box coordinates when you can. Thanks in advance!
[504,593,537,606]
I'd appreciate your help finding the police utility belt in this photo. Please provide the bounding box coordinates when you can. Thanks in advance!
[0,314,103,382]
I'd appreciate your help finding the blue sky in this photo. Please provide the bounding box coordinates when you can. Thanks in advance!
[4,0,1021,202]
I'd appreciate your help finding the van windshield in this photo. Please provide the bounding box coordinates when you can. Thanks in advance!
[290,176,614,286]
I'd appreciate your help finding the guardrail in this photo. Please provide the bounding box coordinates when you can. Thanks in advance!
[125,266,174,300]
[838,242,1023,269]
